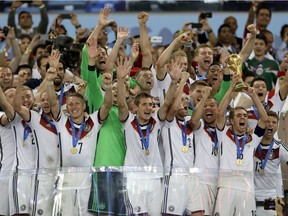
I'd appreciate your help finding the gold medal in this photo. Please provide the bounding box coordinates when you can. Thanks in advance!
[260,168,265,175]
[182,146,188,153]
[145,149,150,155]
[213,149,218,156]
[70,147,77,154]
[236,159,243,166]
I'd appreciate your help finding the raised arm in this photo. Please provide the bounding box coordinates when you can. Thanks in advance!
[216,78,235,130]
[7,0,22,34]
[6,27,22,73]
[244,87,268,128]
[32,0,49,34]
[166,71,190,121]
[127,42,140,68]
[0,80,14,125]
[155,32,190,80]
[279,59,288,100]
[99,73,112,122]
[189,86,212,130]
[105,26,129,75]
[201,18,217,47]
[245,2,257,29]
[45,50,60,119]
[88,7,113,42]
[138,11,152,68]
[158,59,183,121]
[239,24,257,62]
[117,57,131,122]
[12,70,30,122]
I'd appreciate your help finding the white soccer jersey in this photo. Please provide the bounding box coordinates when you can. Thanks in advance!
[122,112,163,167]
[156,70,194,104]
[216,125,265,192]
[11,113,36,170]
[54,111,101,167]
[254,139,288,201]
[150,65,160,102]
[247,92,286,129]
[28,110,59,169]
[194,119,220,185]
[0,112,15,216]
[161,116,194,172]
[0,112,15,172]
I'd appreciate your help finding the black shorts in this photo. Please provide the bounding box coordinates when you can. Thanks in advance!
[88,171,127,215]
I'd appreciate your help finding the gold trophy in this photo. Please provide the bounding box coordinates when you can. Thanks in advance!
[226,54,248,92]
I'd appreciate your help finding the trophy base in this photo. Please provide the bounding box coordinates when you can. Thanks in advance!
[233,82,248,92]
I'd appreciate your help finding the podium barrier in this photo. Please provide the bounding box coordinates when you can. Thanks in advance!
[0,167,286,216]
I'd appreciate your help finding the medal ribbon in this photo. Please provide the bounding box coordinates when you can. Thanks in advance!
[257,139,274,170]
[23,122,32,141]
[252,102,267,120]
[233,131,246,159]
[135,117,150,152]
[177,119,187,148]
[69,118,85,148]
[188,99,195,110]
[42,114,57,133]
[58,85,64,107]
[207,127,218,152]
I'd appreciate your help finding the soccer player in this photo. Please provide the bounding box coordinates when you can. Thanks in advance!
[83,23,130,215]
[161,68,204,216]
[0,86,16,216]
[254,111,288,216]
[13,59,59,215]
[247,76,288,129]
[213,77,267,216]
[46,49,113,215]
[190,87,219,216]
[117,56,180,215]
[0,70,36,215]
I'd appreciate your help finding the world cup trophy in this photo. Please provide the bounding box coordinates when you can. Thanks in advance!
[226,54,248,92]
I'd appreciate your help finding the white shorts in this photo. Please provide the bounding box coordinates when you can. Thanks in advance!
[126,174,162,215]
[256,205,277,216]
[213,187,256,216]
[9,171,34,215]
[162,174,203,215]
[0,171,10,215]
[32,172,57,216]
[52,171,94,216]
[199,183,217,216]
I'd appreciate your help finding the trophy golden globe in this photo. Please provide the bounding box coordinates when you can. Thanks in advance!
[226,54,248,92]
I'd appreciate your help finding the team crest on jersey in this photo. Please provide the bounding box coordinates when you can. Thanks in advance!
[268,150,275,160]
[84,124,91,131]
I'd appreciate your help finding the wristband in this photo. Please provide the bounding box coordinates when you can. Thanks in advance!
[207,29,213,34]
[46,80,54,86]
